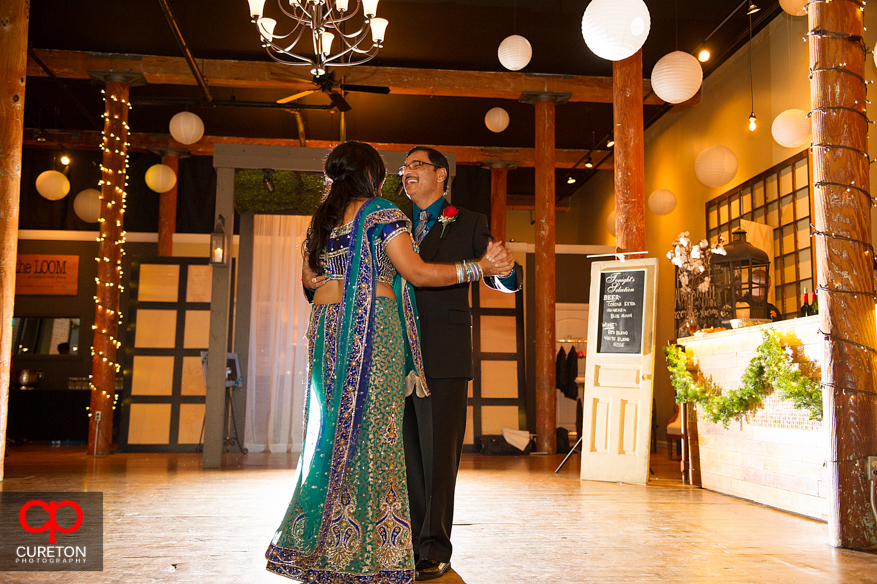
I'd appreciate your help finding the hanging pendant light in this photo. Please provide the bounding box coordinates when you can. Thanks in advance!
[771,109,811,148]
[651,51,703,104]
[145,163,178,193]
[581,0,651,62]
[35,170,70,201]
[648,189,677,216]
[169,111,205,144]
[779,0,807,16]
[695,145,738,188]
[484,107,510,133]
[73,189,102,223]
[498,35,532,71]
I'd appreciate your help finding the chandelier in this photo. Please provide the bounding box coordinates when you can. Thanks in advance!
[248,0,388,77]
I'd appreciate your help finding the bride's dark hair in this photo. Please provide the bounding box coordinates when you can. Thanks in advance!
[306,141,386,273]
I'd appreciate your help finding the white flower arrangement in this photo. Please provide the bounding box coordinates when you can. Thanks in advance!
[666,231,727,295]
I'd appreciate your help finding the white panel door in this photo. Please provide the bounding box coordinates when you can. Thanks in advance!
[580,258,657,484]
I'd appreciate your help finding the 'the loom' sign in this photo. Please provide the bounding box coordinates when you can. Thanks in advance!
[16,255,79,295]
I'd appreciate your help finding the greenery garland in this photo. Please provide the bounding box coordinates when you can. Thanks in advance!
[663,330,822,428]
[233,170,408,214]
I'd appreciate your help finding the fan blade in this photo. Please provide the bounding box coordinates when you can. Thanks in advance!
[277,89,318,104]
[328,91,352,112]
[339,83,390,95]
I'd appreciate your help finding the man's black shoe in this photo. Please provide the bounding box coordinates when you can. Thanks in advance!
[414,559,451,581]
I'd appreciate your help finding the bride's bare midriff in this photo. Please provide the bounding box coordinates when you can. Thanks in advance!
[312,280,396,305]
[311,198,397,305]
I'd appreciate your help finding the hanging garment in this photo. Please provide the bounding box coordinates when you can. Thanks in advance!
[562,345,579,399]
[556,346,568,392]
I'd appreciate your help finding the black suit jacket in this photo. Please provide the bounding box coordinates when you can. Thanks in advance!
[407,200,522,379]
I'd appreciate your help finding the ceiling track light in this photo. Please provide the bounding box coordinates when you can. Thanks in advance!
[747,3,760,15]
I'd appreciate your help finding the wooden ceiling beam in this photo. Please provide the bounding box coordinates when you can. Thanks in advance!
[21,130,613,170]
[26,49,699,106]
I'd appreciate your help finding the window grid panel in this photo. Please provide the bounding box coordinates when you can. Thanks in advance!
[705,151,810,321]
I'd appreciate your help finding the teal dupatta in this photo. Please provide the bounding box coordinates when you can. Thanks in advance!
[267,198,425,581]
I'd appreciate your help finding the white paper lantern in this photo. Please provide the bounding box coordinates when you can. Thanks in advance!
[651,51,703,104]
[648,189,677,215]
[694,145,738,188]
[73,188,102,223]
[607,210,616,237]
[779,0,808,16]
[485,107,510,133]
[35,170,70,201]
[169,111,205,145]
[497,35,532,71]
[771,109,811,148]
[145,164,178,193]
[582,0,651,62]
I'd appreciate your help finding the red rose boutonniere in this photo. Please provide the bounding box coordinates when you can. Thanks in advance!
[437,206,459,238]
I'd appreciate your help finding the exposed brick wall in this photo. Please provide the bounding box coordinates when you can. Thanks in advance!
[679,316,826,521]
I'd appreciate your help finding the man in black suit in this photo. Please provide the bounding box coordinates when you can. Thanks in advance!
[401,146,521,581]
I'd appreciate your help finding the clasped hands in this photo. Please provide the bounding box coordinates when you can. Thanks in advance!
[300,239,515,289]
[481,240,515,278]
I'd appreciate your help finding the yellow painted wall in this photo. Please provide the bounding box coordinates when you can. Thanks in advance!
[507,9,877,440]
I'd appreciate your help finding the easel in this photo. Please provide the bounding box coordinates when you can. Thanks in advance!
[554,435,584,473]
[197,352,247,454]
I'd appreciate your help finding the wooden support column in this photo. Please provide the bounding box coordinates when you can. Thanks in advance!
[158,155,178,257]
[0,0,29,479]
[89,76,134,456]
[532,95,559,454]
[204,166,234,468]
[483,160,516,241]
[612,51,646,253]
[809,1,877,549]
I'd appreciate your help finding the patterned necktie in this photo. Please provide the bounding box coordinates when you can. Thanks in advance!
[414,210,431,245]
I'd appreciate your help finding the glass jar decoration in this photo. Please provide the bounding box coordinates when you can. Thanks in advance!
[710,227,772,324]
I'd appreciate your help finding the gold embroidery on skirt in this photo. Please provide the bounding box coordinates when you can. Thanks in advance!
[325,484,362,568]
[374,479,411,568]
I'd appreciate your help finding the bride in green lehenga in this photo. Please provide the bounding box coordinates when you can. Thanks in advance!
[265,141,512,583]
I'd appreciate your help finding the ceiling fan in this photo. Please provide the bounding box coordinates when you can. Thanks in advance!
[276,73,390,112]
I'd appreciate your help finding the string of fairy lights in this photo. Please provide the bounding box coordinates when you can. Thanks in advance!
[90,87,130,414]
[805,4,877,403]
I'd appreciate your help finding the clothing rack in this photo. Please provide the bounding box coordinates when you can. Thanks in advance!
[557,338,586,344]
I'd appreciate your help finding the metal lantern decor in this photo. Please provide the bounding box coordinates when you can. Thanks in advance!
[581,0,651,62]
[497,35,532,71]
[651,51,703,104]
[209,215,228,266]
[710,227,773,323]
[694,144,738,188]
[484,107,510,133]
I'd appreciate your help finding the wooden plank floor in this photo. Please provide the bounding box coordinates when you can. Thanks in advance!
[0,445,875,583]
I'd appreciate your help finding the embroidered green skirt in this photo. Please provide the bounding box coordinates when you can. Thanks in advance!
[266,297,414,583]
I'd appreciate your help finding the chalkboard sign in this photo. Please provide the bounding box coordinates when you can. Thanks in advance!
[597,269,646,354]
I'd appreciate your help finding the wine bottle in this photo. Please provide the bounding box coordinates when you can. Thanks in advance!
[809,289,819,314]
[799,290,811,317]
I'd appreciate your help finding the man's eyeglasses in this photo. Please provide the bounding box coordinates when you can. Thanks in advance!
[398,160,440,175]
